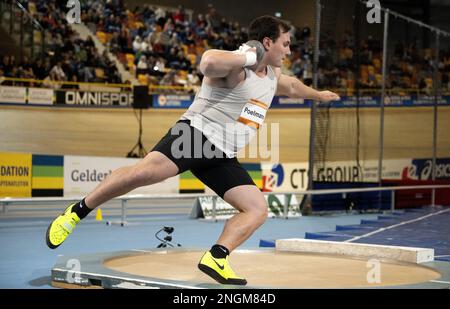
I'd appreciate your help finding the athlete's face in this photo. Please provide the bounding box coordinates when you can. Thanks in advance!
[263,30,291,67]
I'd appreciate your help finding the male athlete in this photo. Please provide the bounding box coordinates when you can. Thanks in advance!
[46,15,340,285]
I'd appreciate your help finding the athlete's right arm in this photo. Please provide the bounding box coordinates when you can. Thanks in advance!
[199,48,256,78]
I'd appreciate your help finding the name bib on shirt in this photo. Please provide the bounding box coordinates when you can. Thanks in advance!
[237,99,268,129]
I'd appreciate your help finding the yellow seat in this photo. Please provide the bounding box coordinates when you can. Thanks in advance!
[128,63,136,75]
[138,74,148,85]
[96,31,107,44]
[373,58,381,69]
[95,68,106,79]
[181,44,188,55]
[105,33,113,43]
[134,21,144,29]
[375,74,382,84]
[187,54,197,66]
[126,54,135,64]
[33,31,42,44]
[29,2,36,15]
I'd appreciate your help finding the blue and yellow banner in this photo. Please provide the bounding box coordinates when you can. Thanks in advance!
[32,155,64,197]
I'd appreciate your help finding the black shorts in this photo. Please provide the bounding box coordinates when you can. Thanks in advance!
[150,119,256,198]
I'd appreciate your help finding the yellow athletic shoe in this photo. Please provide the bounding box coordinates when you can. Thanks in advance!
[198,251,247,285]
[46,203,80,249]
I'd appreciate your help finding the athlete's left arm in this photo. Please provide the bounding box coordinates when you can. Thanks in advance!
[275,71,340,102]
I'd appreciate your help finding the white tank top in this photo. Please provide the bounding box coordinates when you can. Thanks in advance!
[181,66,277,158]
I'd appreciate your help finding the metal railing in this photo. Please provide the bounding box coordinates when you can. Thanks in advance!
[0,77,201,94]
[3,77,448,96]
[1,185,449,225]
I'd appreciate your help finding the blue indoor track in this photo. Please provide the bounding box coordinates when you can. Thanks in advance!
[0,210,379,288]
[1,206,449,288]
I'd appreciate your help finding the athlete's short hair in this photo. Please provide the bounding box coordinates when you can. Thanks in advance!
[248,15,291,43]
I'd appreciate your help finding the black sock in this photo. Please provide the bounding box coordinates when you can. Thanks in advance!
[210,244,230,259]
[71,198,93,219]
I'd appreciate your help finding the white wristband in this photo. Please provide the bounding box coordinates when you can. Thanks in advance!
[244,51,257,67]
[233,44,257,67]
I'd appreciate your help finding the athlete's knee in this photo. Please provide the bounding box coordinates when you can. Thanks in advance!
[129,162,160,187]
[130,153,178,187]
[250,201,268,226]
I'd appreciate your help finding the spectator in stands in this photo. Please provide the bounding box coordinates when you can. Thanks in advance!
[301,24,311,39]
[137,55,149,75]
[154,57,167,72]
[8,67,20,83]
[159,69,177,89]
[301,56,313,86]
[133,36,143,52]
[61,54,75,81]
[0,55,12,76]
[290,56,303,78]
[140,36,151,53]
[106,14,121,33]
[6,1,448,92]
[195,14,208,39]
[9,55,17,68]
[20,56,33,74]
[77,62,94,82]
[109,31,121,54]
[108,64,121,84]
[49,61,66,81]
[360,42,372,65]
[118,27,132,53]
[207,29,225,49]
[166,47,182,69]
[85,46,99,68]
[154,7,166,21]
[187,69,201,93]
[85,35,96,49]
[367,70,377,88]
[19,64,35,80]
[173,5,186,25]
[169,32,181,49]
[32,58,47,80]
[205,4,221,31]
